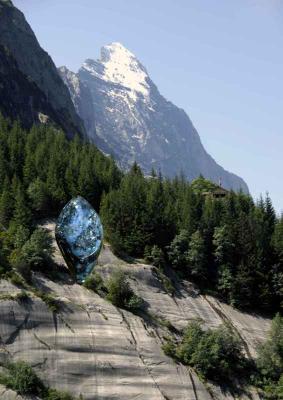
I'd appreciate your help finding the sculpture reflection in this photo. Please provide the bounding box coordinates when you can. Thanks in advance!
[55,196,103,283]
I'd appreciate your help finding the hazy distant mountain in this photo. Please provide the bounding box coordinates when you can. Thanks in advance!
[0,0,85,138]
[59,42,248,192]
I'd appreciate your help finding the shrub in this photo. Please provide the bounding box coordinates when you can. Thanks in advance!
[162,338,177,359]
[11,254,32,283]
[153,267,174,296]
[255,313,283,397]
[21,228,54,269]
[0,264,8,277]
[0,360,77,399]
[106,270,133,307]
[189,325,245,381]
[263,375,283,399]
[15,290,30,303]
[164,320,247,384]
[40,293,60,313]
[33,289,61,313]
[0,361,44,395]
[125,293,144,311]
[257,314,283,382]
[144,245,165,269]
[83,272,105,294]
[176,320,204,365]
[106,269,143,311]
[167,230,190,270]
[9,271,27,288]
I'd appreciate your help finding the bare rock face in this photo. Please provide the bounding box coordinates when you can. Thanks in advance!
[60,43,248,192]
[0,223,270,399]
[0,0,85,138]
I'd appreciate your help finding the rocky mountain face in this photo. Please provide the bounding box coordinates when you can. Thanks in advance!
[0,221,269,399]
[0,0,85,138]
[60,43,248,192]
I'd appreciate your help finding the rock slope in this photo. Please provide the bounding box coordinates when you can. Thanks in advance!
[60,43,248,192]
[0,222,270,399]
[0,0,85,138]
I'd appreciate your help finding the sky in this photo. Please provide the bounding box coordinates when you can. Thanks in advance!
[14,0,283,212]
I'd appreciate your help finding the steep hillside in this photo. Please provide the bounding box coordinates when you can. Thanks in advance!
[60,43,248,192]
[0,222,270,400]
[0,0,85,138]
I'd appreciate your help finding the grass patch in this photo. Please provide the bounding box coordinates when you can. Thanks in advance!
[15,290,30,302]
[0,290,30,303]
[9,271,28,289]
[83,272,106,296]
[153,267,175,296]
[0,360,80,399]
[35,291,61,313]
[148,312,178,333]
[0,360,44,396]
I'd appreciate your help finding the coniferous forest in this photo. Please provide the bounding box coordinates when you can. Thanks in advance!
[2,0,283,397]
[0,115,283,316]
[2,116,283,397]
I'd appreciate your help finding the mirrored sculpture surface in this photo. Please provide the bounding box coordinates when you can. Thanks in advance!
[55,196,103,283]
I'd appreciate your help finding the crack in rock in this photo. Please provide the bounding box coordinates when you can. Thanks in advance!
[203,296,253,360]
[118,308,171,400]
[5,313,30,345]
[33,333,51,350]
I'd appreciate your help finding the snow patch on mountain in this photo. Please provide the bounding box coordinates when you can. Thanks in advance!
[82,42,150,102]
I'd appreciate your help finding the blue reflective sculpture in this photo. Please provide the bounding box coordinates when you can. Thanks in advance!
[55,196,103,283]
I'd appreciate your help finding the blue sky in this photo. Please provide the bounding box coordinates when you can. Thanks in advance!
[14,0,283,212]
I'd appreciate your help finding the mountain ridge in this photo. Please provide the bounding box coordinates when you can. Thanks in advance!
[0,0,85,138]
[60,42,249,192]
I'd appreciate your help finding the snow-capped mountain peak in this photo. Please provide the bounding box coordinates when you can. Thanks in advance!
[82,42,150,101]
[60,44,249,193]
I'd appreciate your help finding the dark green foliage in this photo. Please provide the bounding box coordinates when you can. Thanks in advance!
[0,117,121,282]
[189,325,246,382]
[187,230,206,279]
[167,230,190,270]
[153,267,175,296]
[144,245,166,269]
[262,376,283,399]
[0,360,77,399]
[164,320,248,384]
[106,269,143,311]
[0,119,121,221]
[9,271,27,287]
[162,338,177,359]
[12,257,32,283]
[27,178,50,215]
[0,178,14,228]
[0,115,282,313]
[6,227,54,282]
[190,176,218,194]
[15,290,29,303]
[254,314,283,398]
[106,270,131,307]
[273,215,283,261]
[37,291,61,313]
[0,361,44,395]
[20,228,53,269]
[101,164,151,256]
[257,314,283,382]
[12,184,32,228]
[83,272,105,295]
[101,168,283,312]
